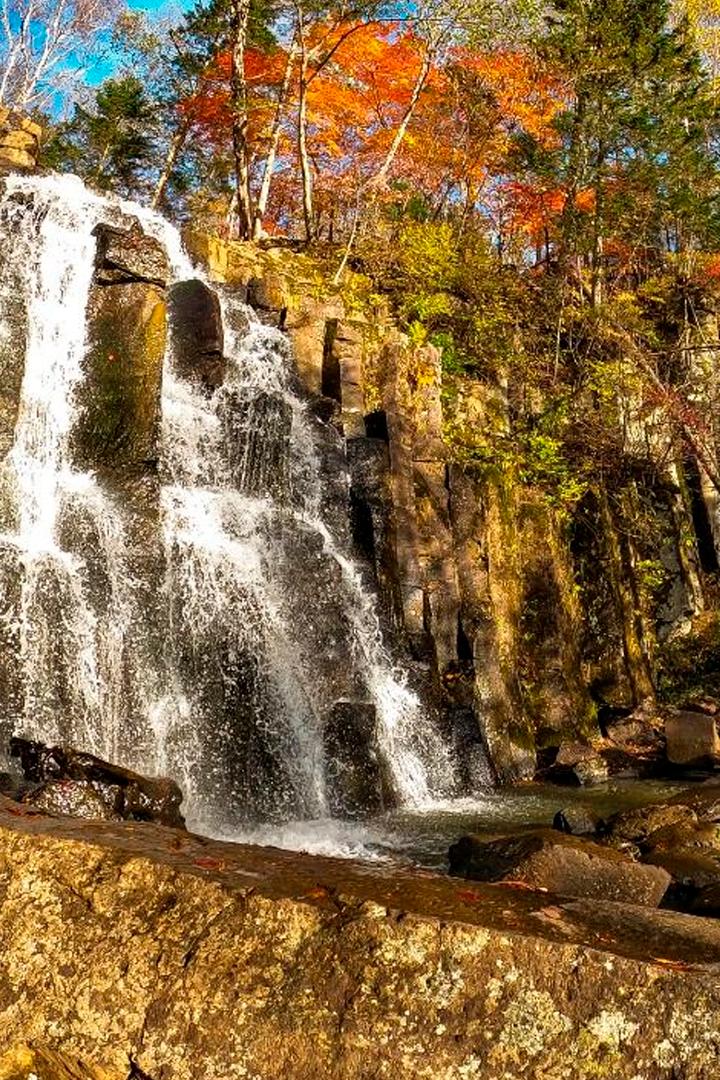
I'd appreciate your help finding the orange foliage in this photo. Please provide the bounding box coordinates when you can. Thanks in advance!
[184,20,571,240]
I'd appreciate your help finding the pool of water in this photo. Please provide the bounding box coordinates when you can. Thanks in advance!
[214,779,689,869]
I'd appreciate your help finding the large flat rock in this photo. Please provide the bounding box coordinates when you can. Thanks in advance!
[0,801,719,1078]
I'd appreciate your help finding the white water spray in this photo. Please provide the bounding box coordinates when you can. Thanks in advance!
[0,171,461,830]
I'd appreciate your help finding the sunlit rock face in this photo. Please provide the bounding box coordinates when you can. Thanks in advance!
[0,807,719,1079]
[75,221,169,474]
[0,109,40,174]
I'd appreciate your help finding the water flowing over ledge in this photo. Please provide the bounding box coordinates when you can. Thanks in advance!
[0,172,471,838]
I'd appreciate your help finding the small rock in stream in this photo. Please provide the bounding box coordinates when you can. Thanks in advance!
[449,829,671,907]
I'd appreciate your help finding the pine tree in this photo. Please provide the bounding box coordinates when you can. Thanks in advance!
[520,0,720,298]
[46,76,156,196]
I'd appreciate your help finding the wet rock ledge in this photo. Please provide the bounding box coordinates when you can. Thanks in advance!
[0,810,719,1078]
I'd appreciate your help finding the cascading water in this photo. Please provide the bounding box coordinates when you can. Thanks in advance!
[0,171,462,837]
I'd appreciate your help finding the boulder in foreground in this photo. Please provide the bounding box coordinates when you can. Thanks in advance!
[0,806,718,1078]
[449,829,671,906]
[666,710,720,768]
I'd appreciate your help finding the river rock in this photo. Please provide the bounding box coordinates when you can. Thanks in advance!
[644,849,720,911]
[9,738,185,828]
[605,800,697,845]
[549,742,609,786]
[2,805,720,1078]
[605,714,665,755]
[666,780,720,820]
[323,700,383,817]
[168,279,227,391]
[449,829,671,906]
[552,806,604,836]
[23,779,123,822]
[665,709,720,768]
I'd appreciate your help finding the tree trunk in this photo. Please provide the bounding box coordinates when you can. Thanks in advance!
[297,60,314,242]
[253,38,297,239]
[231,0,253,240]
[598,486,656,705]
[152,117,192,211]
[370,42,433,188]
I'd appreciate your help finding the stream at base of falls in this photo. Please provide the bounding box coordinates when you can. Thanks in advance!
[214,779,688,867]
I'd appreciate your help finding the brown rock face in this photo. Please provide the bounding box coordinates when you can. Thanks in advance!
[449,829,671,906]
[0,194,29,463]
[0,108,40,173]
[0,809,719,1078]
[666,710,720,767]
[168,278,226,390]
[0,1044,111,1079]
[74,222,169,474]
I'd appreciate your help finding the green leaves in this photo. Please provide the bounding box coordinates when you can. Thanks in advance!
[45,75,156,196]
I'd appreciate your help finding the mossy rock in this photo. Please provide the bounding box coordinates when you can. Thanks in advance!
[74,283,167,471]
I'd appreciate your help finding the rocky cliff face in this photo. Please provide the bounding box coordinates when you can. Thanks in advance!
[185,235,720,783]
[0,133,713,791]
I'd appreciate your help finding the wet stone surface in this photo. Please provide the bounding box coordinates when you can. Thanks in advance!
[8,738,186,829]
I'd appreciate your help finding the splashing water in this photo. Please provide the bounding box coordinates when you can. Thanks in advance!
[0,171,462,834]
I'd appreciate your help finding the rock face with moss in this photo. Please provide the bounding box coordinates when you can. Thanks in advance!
[75,222,169,475]
[190,235,720,783]
[0,109,41,174]
[0,802,719,1079]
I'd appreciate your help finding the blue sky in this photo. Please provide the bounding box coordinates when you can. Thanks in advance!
[82,0,191,90]
[127,0,191,11]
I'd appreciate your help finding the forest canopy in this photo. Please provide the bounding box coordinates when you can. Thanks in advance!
[7,0,720,522]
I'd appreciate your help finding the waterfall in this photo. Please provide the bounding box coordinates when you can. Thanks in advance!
[0,171,460,833]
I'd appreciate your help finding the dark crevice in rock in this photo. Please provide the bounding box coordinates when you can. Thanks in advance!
[685,458,720,573]
[364,410,389,442]
[321,318,341,402]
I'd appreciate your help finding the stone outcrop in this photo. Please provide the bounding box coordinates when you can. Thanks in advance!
[188,237,720,785]
[0,195,28,463]
[178,237,619,780]
[168,279,226,391]
[449,828,671,906]
[0,109,40,173]
[1,805,720,1078]
[7,738,185,829]
[0,112,40,463]
[75,221,169,474]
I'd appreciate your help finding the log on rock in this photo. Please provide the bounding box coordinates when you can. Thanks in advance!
[8,738,185,829]
[448,829,671,906]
